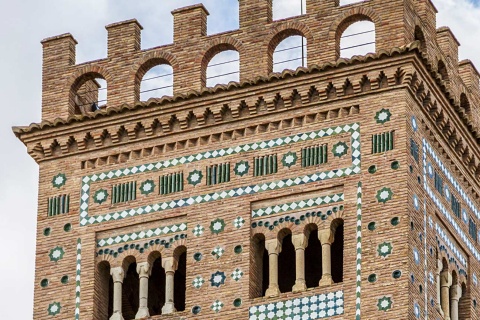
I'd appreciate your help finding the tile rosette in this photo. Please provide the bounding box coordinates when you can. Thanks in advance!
[93,189,108,204]
[210,271,226,287]
[52,173,67,188]
[234,160,250,176]
[377,296,392,311]
[48,302,62,316]
[187,170,203,186]
[377,242,393,258]
[376,187,393,204]
[281,151,297,168]
[139,179,156,195]
[210,218,225,234]
[49,246,65,262]
[374,108,392,124]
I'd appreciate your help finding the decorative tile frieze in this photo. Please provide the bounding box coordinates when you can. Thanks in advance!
[96,223,188,247]
[435,223,467,266]
[249,291,344,320]
[252,193,344,218]
[97,234,187,257]
[355,182,363,320]
[79,123,361,226]
[75,239,81,320]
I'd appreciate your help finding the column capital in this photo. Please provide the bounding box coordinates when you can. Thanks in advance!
[292,234,308,250]
[440,269,453,287]
[110,267,125,283]
[162,257,178,273]
[265,238,282,254]
[137,262,151,278]
[318,228,334,244]
[450,283,462,300]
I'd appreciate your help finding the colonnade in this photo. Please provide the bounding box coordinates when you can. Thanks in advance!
[109,257,179,320]
[436,259,464,320]
[264,228,338,297]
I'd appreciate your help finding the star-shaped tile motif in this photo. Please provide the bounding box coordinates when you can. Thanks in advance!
[332,142,349,158]
[93,189,108,204]
[48,302,62,316]
[49,246,65,262]
[234,160,250,177]
[210,218,226,234]
[282,151,297,168]
[376,187,393,203]
[140,179,156,195]
[52,173,67,188]
[210,271,226,287]
[377,242,393,258]
[375,108,392,124]
[377,296,393,311]
[187,170,203,186]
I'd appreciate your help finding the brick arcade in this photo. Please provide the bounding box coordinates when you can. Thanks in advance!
[13,0,480,319]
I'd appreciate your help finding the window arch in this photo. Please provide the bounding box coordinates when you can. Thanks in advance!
[277,229,296,293]
[94,261,113,320]
[339,20,375,58]
[71,72,107,115]
[273,35,307,73]
[250,233,268,298]
[273,0,306,20]
[139,64,173,101]
[206,50,240,87]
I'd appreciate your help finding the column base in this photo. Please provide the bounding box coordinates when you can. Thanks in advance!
[292,280,307,293]
[162,302,177,314]
[135,307,150,319]
[319,275,333,287]
[265,285,281,297]
[110,312,124,320]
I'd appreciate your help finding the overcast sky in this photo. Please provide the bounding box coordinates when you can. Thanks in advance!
[1,0,480,318]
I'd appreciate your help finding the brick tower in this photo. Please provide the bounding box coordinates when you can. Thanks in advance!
[13,0,480,319]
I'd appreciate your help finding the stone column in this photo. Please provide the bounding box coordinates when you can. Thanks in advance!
[265,239,282,297]
[162,257,178,314]
[292,234,308,293]
[110,267,125,320]
[450,284,462,320]
[435,260,444,317]
[135,262,151,319]
[318,229,334,286]
[440,269,452,320]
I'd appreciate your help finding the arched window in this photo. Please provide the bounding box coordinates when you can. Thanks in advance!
[122,257,139,319]
[140,64,173,101]
[305,225,322,288]
[331,221,344,283]
[250,233,268,298]
[273,0,306,20]
[206,50,240,87]
[94,261,113,320]
[71,73,107,115]
[273,35,307,73]
[278,230,296,293]
[173,247,187,312]
[148,253,165,316]
[340,20,375,58]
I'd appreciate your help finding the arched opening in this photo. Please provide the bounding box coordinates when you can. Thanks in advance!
[173,247,187,312]
[250,233,268,298]
[460,93,471,115]
[278,229,296,293]
[331,220,344,283]
[206,50,240,87]
[340,20,375,58]
[414,26,427,52]
[273,0,306,20]
[273,35,307,73]
[305,224,322,288]
[148,252,165,316]
[94,261,113,320]
[122,256,139,319]
[70,73,107,115]
[438,60,449,82]
[140,64,173,101]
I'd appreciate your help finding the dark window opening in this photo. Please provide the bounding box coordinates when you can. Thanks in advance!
[305,229,322,288]
[434,171,443,194]
[278,234,296,293]
[174,252,187,312]
[469,217,478,242]
[148,257,165,316]
[122,262,139,319]
[331,224,344,283]
[451,195,461,218]
[94,262,113,320]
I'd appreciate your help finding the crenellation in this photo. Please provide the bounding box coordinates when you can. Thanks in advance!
[105,19,143,57]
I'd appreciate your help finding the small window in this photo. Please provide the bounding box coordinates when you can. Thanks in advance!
[410,139,419,163]
[254,154,278,176]
[111,182,136,204]
[451,195,461,218]
[434,171,443,194]
[371,131,395,154]
[301,144,328,167]
[159,172,184,195]
[469,218,478,242]
[48,195,70,216]
[206,163,230,186]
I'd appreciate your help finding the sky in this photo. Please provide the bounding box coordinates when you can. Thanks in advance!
[0,0,479,318]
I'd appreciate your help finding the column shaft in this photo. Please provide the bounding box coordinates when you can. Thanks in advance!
[110,267,125,320]
[440,270,452,320]
[265,239,281,297]
[292,234,307,293]
[450,284,462,320]
[319,229,334,286]
[135,262,151,319]
[162,257,178,314]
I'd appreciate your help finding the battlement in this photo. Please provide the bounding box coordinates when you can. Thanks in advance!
[39,0,479,130]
